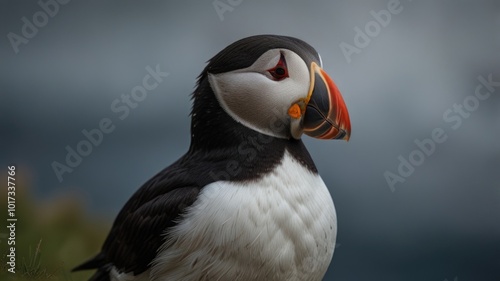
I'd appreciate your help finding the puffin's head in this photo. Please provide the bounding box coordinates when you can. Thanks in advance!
[198,35,351,141]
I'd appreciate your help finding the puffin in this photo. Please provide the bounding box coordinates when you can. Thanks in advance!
[73,34,351,281]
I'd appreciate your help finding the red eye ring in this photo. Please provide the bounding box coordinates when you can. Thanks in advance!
[267,53,289,81]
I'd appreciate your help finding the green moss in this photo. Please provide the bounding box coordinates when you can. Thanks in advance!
[0,171,110,281]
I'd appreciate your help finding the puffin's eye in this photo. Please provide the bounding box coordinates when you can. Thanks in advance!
[267,53,289,81]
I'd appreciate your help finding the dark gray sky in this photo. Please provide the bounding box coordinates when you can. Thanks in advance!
[1,0,500,280]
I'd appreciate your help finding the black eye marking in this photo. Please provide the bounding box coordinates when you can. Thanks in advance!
[267,53,289,81]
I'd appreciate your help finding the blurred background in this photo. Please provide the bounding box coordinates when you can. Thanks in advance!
[1,0,499,280]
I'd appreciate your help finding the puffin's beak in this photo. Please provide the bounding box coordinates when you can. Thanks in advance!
[290,62,351,141]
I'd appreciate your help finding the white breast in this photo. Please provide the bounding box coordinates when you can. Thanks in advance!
[133,151,336,281]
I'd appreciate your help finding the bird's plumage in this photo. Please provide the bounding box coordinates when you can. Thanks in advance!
[73,34,350,281]
[150,151,335,281]
[75,125,318,280]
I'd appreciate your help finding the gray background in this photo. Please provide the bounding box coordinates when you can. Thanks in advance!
[1,0,499,280]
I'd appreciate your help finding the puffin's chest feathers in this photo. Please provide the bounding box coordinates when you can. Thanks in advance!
[151,151,337,281]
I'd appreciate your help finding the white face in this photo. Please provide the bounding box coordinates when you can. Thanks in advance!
[208,49,311,139]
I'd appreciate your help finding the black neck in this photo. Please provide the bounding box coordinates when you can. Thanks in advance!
[185,78,318,183]
[189,78,252,151]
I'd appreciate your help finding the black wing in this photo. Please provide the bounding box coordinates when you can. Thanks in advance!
[72,156,201,279]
